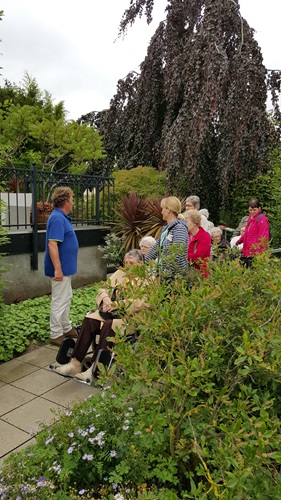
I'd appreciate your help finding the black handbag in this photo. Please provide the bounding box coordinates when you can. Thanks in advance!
[98,307,120,321]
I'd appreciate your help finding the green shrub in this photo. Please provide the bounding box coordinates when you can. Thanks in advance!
[1,254,281,498]
[98,232,126,266]
[0,284,99,362]
[113,166,167,200]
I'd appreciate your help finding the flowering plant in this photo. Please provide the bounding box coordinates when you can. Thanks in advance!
[36,201,53,212]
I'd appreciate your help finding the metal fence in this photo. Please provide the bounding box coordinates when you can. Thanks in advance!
[0,164,115,230]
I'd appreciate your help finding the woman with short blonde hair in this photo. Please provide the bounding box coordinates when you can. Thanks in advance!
[145,196,188,280]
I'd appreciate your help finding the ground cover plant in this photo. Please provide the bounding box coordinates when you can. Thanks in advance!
[0,283,99,362]
[1,253,281,498]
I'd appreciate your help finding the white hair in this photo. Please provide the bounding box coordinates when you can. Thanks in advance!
[199,208,209,219]
[210,226,222,236]
[139,236,157,247]
[185,195,200,209]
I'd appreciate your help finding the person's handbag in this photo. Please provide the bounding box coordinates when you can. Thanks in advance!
[98,307,120,321]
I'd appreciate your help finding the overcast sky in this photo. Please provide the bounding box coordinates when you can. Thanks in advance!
[1,1,280,120]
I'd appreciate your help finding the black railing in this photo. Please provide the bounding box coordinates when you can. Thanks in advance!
[0,164,115,230]
[0,165,115,270]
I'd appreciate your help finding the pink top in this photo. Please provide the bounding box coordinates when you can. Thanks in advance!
[237,210,269,257]
[188,226,211,277]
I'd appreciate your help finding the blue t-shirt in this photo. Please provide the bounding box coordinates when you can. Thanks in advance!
[44,208,79,277]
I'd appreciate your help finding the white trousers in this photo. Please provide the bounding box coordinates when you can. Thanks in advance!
[50,276,73,339]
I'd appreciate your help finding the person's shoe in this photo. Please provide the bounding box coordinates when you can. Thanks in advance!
[50,335,65,347]
[75,367,93,383]
[64,327,78,338]
[54,361,81,377]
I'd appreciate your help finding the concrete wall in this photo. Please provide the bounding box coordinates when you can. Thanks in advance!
[1,226,110,304]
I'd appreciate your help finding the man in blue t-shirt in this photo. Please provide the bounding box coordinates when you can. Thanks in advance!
[44,187,79,346]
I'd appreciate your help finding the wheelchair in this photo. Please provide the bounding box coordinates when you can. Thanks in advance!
[53,323,139,382]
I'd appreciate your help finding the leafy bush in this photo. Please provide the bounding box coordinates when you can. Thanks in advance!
[1,254,281,499]
[98,232,126,267]
[0,284,99,362]
[113,166,167,200]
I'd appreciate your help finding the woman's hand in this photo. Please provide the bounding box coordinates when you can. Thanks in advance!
[102,296,113,312]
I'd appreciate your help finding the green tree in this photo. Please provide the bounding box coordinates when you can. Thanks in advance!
[0,74,105,173]
[90,0,281,222]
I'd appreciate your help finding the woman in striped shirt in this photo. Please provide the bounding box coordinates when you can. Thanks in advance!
[145,196,188,281]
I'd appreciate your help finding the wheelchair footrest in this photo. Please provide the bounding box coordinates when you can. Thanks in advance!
[56,338,76,365]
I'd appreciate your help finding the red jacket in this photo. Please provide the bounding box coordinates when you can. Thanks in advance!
[237,211,269,257]
[188,227,211,277]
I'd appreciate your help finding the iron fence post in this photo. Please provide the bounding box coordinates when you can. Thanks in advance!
[95,178,100,223]
[31,163,38,270]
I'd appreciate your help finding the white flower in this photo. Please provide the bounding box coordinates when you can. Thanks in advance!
[78,429,88,436]
[68,432,74,438]
[67,447,74,454]
[122,425,129,431]
[114,494,124,500]
[110,450,117,457]
[45,436,54,445]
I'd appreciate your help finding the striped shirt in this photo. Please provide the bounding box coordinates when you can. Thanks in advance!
[145,219,188,279]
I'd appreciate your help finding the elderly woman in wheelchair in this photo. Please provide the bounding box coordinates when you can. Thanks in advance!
[53,249,151,383]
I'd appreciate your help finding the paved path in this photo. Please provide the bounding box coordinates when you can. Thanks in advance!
[0,345,96,467]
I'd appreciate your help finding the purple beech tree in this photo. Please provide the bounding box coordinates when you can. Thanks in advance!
[79,0,281,220]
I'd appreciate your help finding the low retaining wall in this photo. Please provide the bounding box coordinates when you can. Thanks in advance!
[1,226,110,304]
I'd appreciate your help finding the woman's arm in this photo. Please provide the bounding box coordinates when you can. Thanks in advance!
[145,238,160,262]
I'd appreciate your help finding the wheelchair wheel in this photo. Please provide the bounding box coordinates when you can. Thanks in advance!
[81,356,92,372]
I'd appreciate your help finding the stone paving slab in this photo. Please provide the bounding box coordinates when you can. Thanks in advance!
[1,397,62,435]
[0,438,36,468]
[42,378,97,406]
[0,420,30,458]
[0,358,39,383]
[0,345,98,466]
[0,385,36,417]
[11,367,67,396]
[0,437,37,468]
[17,346,57,367]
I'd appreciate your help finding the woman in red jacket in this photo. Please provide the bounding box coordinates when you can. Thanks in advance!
[185,210,211,277]
[236,198,270,268]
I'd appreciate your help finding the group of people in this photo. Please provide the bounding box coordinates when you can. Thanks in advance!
[44,187,270,382]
